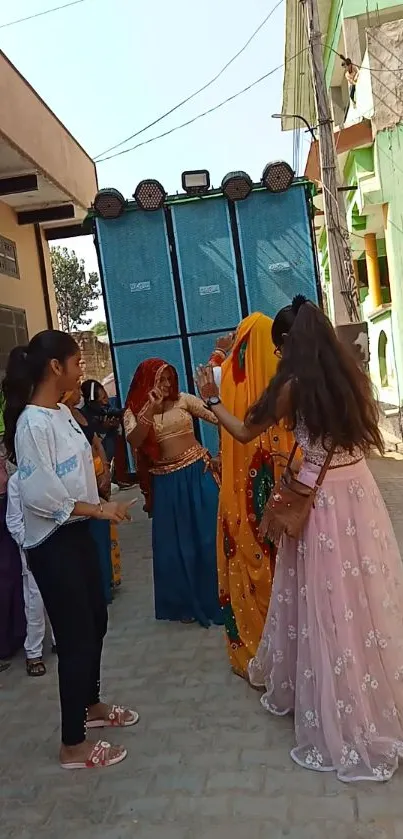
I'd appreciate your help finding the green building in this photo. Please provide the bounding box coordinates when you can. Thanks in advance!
[281,0,403,440]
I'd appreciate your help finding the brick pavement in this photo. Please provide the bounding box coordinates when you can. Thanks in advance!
[1,456,403,839]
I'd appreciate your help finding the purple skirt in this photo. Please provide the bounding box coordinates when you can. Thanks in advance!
[0,494,26,659]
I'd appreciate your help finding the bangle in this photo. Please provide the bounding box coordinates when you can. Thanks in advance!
[138,409,153,427]
[98,502,104,517]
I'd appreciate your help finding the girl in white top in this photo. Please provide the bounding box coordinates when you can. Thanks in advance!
[1,330,137,771]
[6,471,56,675]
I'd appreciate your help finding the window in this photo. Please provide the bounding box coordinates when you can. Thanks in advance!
[378,330,388,388]
[0,235,19,279]
[0,305,28,379]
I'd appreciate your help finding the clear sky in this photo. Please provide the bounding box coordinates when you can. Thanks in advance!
[1,0,300,324]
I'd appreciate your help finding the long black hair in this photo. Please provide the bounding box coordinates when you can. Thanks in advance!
[1,330,79,461]
[81,379,104,405]
[247,295,384,454]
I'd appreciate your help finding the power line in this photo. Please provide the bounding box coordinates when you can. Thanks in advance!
[0,0,89,30]
[323,42,403,71]
[96,50,307,163]
[94,0,284,160]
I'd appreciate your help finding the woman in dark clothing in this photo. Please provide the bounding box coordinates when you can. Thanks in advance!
[62,388,113,605]
[81,380,121,464]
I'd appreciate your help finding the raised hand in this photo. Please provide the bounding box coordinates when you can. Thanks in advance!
[147,387,165,414]
[195,365,219,401]
[215,332,235,355]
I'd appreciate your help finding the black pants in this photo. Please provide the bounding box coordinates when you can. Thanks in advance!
[27,521,108,746]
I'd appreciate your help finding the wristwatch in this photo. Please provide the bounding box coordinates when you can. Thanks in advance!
[206,396,221,408]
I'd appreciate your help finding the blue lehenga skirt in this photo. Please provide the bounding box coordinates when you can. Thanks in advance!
[152,458,223,627]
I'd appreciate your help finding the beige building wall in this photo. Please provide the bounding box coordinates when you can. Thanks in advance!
[0,50,99,375]
[0,52,97,211]
[0,200,58,338]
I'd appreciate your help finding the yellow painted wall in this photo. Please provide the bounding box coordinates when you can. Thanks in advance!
[0,200,58,336]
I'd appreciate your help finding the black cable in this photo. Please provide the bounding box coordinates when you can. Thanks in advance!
[94,0,284,160]
[293,0,304,173]
[96,50,307,163]
[0,0,87,29]
[324,42,403,71]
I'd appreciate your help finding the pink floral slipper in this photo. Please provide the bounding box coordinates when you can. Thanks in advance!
[60,740,127,770]
[86,704,139,729]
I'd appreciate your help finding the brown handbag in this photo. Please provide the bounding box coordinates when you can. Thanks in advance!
[259,442,334,545]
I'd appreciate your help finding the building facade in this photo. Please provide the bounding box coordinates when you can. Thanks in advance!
[282,0,403,440]
[0,50,98,376]
[72,331,113,383]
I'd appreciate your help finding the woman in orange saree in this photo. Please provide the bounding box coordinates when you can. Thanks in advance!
[218,312,294,679]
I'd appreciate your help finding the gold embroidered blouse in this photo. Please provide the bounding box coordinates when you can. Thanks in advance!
[124,393,218,474]
[124,393,217,438]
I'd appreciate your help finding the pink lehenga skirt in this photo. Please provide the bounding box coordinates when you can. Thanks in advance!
[248,457,403,782]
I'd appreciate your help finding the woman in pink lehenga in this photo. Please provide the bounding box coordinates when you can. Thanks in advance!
[196,296,403,782]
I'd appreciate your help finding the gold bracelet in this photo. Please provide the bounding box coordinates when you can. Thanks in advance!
[138,409,153,427]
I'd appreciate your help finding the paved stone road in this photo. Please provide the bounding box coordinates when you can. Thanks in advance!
[1,456,403,839]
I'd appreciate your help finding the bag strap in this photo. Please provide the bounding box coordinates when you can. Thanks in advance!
[315,446,335,487]
[285,441,299,471]
[283,440,335,486]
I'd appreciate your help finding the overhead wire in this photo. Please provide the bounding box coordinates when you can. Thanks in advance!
[307,2,403,318]
[323,41,403,71]
[302,0,360,320]
[94,0,285,160]
[96,49,308,163]
[0,0,88,29]
[296,0,310,173]
[292,0,300,171]
[292,0,305,174]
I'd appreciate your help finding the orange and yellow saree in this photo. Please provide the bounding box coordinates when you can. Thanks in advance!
[218,312,294,678]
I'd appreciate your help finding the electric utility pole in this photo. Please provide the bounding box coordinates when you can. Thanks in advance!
[303,0,360,325]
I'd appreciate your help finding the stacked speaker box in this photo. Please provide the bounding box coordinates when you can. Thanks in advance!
[95,184,319,457]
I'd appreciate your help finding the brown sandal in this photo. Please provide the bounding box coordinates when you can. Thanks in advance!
[26,658,46,677]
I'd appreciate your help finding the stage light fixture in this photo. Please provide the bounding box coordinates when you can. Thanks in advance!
[133,179,166,211]
[93,188,126,219]
[262,161,294,194]
[181,170,210,196]
[221,171,253,202]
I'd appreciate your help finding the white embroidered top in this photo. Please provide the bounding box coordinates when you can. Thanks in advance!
[14,404,99,549]
[295,417,363,467]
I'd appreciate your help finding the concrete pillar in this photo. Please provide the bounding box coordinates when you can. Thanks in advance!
[382,203,391,292]
[364,233,382,309]
[342,18,362,67]
[353,259,360,294]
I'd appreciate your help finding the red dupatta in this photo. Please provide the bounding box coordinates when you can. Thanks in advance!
[125,358,179,515]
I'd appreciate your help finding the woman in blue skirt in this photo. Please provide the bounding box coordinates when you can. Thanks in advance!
[124,359,223,627]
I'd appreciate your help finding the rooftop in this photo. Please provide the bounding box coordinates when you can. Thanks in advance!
[0,50,98,235]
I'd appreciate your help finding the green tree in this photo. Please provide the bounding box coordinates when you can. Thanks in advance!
[92,321,108,337]
[51,246,100,333]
